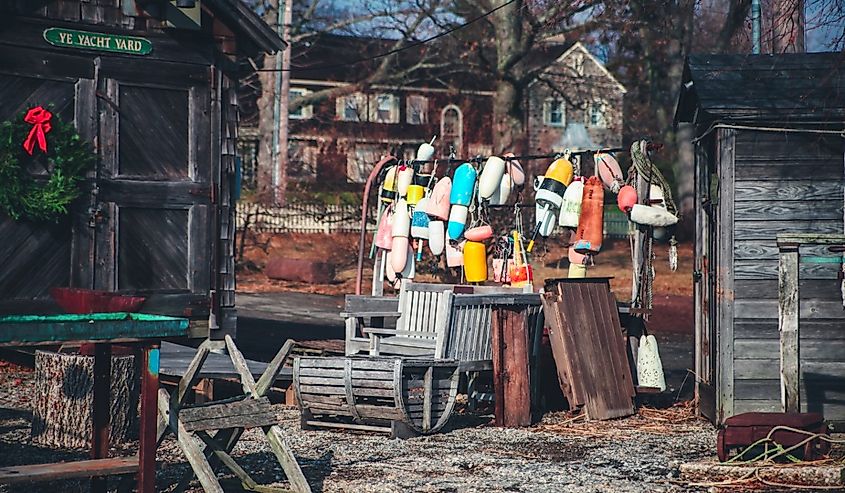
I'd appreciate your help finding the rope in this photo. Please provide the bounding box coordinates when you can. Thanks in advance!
[692,123,845,144]
[628,140,678,217]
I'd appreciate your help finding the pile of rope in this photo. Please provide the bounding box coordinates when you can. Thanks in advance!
[688,426,845,490]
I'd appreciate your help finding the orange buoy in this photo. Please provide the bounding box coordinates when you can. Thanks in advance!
[573,176,604,255]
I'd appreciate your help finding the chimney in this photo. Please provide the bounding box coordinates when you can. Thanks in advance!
[772,0,805,53]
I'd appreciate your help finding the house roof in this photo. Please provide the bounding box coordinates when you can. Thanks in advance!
[204,0,285,54]
[539,42,627,94]
[289,34,587,93]
[675,52,845,125]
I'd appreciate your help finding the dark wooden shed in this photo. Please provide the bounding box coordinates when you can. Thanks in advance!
[0,0,283,338]
[676,53,845,424]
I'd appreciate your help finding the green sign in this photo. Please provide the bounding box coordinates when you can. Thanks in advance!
[43,28,152,56]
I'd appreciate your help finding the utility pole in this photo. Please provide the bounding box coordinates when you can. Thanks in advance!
[271,0,291,205]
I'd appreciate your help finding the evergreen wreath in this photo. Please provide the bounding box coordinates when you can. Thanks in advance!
[0,106,94,222]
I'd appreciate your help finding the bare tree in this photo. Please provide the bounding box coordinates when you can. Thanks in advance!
[244,0,450,202]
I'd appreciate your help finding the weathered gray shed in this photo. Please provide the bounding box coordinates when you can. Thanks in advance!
[676,53,845,424]
[0,0,284,339]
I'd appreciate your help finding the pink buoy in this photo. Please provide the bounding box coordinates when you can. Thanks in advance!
[375,209,394,250]
[426,177,452,220]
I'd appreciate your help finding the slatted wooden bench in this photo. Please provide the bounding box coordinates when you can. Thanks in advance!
[294,356,459,438]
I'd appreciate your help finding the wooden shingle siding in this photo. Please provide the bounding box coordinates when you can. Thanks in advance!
[731,130,844,416]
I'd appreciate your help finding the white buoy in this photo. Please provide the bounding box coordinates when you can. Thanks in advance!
[559,179,584,228]
[396,165,414,197]
[428,220,445,255]
[478,156,506,200]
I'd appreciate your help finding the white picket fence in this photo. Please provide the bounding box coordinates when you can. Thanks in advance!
[237,202,376,233]
[236,201,631,238]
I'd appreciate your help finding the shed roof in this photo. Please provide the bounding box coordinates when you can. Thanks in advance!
[675,52,845,125]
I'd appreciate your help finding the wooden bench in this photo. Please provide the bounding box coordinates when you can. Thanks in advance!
[0,457,139,485]
[342,281,536,369]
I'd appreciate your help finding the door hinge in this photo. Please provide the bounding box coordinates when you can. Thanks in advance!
[693,270,703,283]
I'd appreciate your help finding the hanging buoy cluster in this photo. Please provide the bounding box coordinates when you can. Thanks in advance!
[369,139,679,288]
[370,140,531,287]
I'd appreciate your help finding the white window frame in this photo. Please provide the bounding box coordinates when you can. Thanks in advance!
[543,98,566,127]
[288,87,312,120]
[440,104,463,157]
[406,95,428,125]
[369,93,399,124]
[336,92,368,122]
[586,100,609,129]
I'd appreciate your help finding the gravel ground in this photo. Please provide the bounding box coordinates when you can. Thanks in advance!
[0,363,717,493]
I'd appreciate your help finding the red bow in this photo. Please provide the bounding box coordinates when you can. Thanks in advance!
[22,106,52,156]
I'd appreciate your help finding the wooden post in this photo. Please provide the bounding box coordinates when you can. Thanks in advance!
[139,344,160,493]
[491,306,531,427]
[90,344,111,493]
[778,244,800,413]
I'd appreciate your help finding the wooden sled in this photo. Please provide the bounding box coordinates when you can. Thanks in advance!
[294,356,459,438]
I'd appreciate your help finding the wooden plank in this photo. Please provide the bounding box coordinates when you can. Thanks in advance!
[735,299,845,319]
[734,181,844,202]
[735,220,844,241]
[298,376,344,386]
[182,412,277,433]
[734,360,845,380]
[0,457,139,484]
[777,234,845,246]
[734,241,834,261]
[734,200,843,222]
[303,420,391,434]
[735,339,845,360]
[734,161,843,180]
[717,127,736,422]
[734,319,845,339]
[299,385,345,395]
[422,365,433,431]
[779,245,800,413]
[157,389,222,493]
[734,259,839,280]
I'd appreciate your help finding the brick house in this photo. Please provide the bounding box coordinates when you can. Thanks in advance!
[240,36,626,189]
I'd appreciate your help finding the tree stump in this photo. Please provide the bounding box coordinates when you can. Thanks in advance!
[31,350,137,449]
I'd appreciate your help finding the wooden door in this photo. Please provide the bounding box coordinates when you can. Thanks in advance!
[694,135,718,422]
[94,69,213,318]
[0,64,96,312]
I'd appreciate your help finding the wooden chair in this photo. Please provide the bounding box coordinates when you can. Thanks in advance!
[156,337,311,493]
[343,280,456,357]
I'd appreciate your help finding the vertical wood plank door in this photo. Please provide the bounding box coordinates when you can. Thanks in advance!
[95,69,212,319]
[0,67,96,313]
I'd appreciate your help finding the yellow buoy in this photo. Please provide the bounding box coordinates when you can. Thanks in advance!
[463,241,488,282]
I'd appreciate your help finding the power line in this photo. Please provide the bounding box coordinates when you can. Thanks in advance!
[254,0,518,73]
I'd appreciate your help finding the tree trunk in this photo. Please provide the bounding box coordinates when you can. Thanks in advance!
[772,0,805,53]
[32,351,137,450]
[492,79,527,155]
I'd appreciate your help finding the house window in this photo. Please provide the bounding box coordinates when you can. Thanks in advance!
[369,94,399,123]
[289,88,312,119]
[543,99,566,127]
[587,100,608,128]
[288,139,318,181]
[337,93,367,122]
[347,143,384,183]
[440,105,463,156]
[237,139,259,190]
[406,95,428,125]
